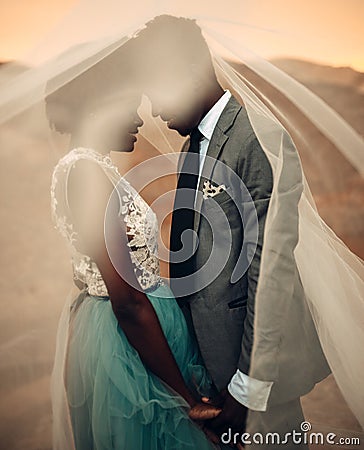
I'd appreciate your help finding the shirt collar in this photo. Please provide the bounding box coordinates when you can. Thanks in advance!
[198,90,231,141]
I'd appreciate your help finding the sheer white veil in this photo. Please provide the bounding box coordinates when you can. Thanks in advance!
[0,1,363,448]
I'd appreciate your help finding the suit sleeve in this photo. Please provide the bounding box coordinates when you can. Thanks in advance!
[236,133,273,375]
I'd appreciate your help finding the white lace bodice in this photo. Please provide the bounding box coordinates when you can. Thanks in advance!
[51,148,162,295]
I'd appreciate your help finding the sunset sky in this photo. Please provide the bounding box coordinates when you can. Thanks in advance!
[1,0,363,71]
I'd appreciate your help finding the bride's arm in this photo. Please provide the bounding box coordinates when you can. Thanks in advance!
[67,158,218,417]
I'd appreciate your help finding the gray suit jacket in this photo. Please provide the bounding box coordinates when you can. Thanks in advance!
[170,96,330,405]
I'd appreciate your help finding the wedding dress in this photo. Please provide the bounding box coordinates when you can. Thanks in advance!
[50,147,215,450]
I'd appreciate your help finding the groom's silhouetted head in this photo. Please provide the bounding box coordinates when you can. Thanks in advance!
[135,15,224,136]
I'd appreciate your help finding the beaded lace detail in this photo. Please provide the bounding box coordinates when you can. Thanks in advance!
[51,148,162,296]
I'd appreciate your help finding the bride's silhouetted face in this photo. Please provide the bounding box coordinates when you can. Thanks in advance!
[81,91,143,153]
[47,89,143,153]
[46,40,144,154]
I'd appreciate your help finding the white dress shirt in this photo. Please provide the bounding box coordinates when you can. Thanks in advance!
[195,90,273,412]
[197,90,231,185]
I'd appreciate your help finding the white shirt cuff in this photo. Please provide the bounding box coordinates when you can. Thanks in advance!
[227,369,273,412]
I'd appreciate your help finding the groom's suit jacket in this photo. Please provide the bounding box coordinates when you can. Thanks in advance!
[170,96,330,406]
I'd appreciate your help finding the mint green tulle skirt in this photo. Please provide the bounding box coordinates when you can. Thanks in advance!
[66,284,216,450]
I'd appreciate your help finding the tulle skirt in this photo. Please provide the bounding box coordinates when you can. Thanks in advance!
[66,284,216,450]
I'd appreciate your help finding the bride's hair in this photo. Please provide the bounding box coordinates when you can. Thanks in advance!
[45,39,137,134]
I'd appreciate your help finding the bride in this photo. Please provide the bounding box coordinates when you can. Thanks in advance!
[48,37,220,449]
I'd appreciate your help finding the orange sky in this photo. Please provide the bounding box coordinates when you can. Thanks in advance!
[1,0,363,71]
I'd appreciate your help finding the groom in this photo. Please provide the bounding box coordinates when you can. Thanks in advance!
[135,15,330,447]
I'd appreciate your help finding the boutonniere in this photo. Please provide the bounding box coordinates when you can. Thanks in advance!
[202,180,227,199]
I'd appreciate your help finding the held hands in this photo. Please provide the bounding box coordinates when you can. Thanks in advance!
[189,401,222,445]
[198,389,248,448]
[189,402,222,421]
[209,389,247,434]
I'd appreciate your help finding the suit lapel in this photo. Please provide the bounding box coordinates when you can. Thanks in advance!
[193,96,242,234]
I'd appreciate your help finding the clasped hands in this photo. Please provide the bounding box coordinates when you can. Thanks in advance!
[189,389,247,449]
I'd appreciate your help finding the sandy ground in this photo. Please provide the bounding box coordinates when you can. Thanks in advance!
[0,60,363,449]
